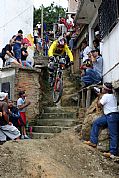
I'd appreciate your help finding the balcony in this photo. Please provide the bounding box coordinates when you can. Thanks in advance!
[75,0,101,24]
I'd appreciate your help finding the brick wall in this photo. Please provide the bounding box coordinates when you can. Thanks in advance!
[0,66,45,123]
[15,67,42,123]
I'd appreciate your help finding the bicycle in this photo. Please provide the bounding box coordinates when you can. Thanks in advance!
[48,56,66,103]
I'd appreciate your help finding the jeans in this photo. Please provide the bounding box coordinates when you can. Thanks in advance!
[13,48,21,61]
[22,61,32,68]
[81,68,102,86]
[90,113,119,155]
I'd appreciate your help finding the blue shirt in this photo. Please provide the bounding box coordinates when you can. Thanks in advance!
[13,36,22,50]
[93,56,103,77]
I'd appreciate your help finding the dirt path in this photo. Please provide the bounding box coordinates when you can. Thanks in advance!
[0,129,119,178]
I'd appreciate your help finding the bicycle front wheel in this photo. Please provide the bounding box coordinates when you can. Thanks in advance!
[52,78,63,103]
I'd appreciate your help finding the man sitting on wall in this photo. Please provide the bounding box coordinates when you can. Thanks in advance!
[0,39,21,67]
[81,48,103,87]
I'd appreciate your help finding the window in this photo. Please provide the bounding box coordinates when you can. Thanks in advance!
[98,0,119,39]
[1,82,10,99]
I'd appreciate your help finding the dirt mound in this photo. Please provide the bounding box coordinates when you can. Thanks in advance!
[0,129,119,178]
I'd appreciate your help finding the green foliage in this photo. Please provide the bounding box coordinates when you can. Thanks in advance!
[34,3,67,30]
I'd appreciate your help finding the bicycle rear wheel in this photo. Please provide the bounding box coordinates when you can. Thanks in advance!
[52,78,63,103]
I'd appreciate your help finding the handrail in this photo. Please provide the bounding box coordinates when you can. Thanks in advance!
[103,62,119,77]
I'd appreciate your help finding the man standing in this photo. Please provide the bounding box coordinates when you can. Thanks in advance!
[84,83,119,158]
[13,29,23,64]
[17,91,31,139]
[0,92,20,144]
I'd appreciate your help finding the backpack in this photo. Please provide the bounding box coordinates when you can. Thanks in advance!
[1,48,6,58]
[0,48,6,66]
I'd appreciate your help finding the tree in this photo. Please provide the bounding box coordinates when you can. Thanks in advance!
[34,3,67,30]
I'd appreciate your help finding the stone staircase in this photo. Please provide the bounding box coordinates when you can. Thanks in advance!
[29,64,80,139]
[31,106,78,139]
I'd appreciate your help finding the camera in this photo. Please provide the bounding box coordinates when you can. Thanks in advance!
[94,87,101,94]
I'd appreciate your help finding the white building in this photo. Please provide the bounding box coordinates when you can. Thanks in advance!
[75,0,119,86]
[67,0,79,13]
[0,0,33,51]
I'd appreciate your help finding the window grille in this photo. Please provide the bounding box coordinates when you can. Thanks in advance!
[98,0,119,39]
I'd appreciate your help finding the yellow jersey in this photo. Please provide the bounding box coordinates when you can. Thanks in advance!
[48,40,73,62]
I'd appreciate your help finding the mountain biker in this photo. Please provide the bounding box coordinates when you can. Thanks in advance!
[48,36,74,64]
[48,36,74,84]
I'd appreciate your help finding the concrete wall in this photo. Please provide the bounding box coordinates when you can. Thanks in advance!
[102,23,119,83]
[0,68,15,99]
[0,0,33,51]
[68,0,79,13]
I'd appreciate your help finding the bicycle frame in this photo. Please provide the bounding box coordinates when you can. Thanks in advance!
[52,56,65,103]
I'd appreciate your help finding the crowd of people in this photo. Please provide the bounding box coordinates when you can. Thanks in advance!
[79,32,103,88]
[0,30,32,68]
[77,32,119,158]
[0,91,31,144]
[33,27,50,56]
[0,16,118,160]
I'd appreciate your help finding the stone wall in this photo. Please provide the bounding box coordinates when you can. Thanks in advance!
[76,98,110,152]
[14,67,42,123]
[0,66,45,123]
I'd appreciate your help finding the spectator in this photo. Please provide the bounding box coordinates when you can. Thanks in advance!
[33,27,38,47]
[80,51,93,76]
[84,83,119,158]
[8,100,24,133]
[93,39,100,51]
[81,48,103,87]
[43,41,49,56]
[0,92,20,144]
[21,43,32,68]
[5,39,21,66]
[95,31,101,42]
[37,33,42,55]
[43,32,49,56]
[13,29,23,64]
[0,39,21,67]
[81,40,92,63]
[17,91,31,139]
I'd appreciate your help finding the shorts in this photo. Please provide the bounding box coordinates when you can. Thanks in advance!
[19,112,26,125]
[0,124,20,141]
[13,48,21,60]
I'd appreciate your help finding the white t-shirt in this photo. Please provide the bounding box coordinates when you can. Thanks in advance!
[100,93,118,115]
[83,46,92,62]
[17,98,26,112]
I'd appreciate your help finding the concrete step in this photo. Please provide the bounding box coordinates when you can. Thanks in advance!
[41,112,76,119]
[31,132,54,139]
[63,82,74,89]
[32,126,70,133]
[37,119,76,127]
[63,87,76,95]
[43,107,78,113]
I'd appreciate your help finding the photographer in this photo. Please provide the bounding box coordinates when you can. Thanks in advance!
[84,83,119,158]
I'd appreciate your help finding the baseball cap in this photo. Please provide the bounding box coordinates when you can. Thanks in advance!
[91,48,100,53]
[0,92,8,101]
